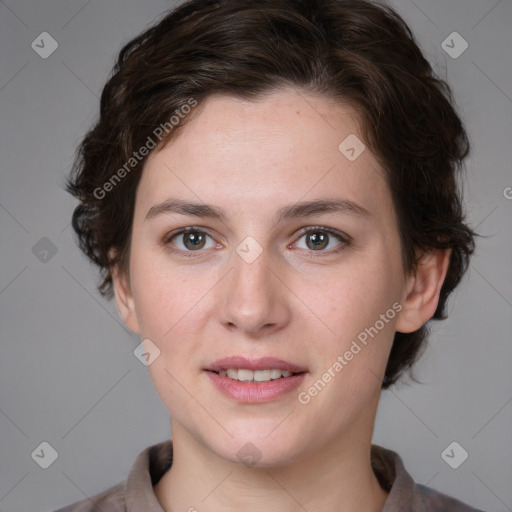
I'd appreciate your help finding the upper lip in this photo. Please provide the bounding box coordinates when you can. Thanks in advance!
[205,356,307,373]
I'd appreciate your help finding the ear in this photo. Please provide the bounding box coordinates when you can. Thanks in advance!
[395,248,451,333]
[111,262,140,334]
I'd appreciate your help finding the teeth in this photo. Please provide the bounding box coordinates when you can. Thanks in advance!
[238,369,253,382]
[269,369,282,379]
[217,369,297,382]
[254,370,270,382]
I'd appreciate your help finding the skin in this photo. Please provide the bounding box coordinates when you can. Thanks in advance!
[112,87,450,512]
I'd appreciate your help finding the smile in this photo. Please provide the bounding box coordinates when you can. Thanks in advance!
[213,368,299,382]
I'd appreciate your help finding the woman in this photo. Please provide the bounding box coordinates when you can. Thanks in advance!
[59,0,482,510]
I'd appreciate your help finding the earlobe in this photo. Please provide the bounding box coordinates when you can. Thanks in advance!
[395,249,451,334]
[111,264,140,334]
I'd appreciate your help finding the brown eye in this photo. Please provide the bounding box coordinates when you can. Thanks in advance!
[181,231,206,250]
[293,227,350,256]
[305,231,329,250]
[166,228,216,253]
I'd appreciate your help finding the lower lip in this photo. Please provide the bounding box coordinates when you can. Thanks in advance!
[205,371,306,403]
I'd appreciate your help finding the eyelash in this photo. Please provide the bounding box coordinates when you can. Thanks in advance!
[162,226,351,259]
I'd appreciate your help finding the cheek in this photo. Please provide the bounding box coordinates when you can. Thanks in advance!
[128,251,218,386]
[305,254,402,381]
[298,274,399,431]
[130,248,206,338]
[320,258,400,333]
[129,255,208,413]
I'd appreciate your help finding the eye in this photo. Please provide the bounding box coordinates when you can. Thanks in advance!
[293,226,350,255]
[162,225,350,258]
[165,228,218,253]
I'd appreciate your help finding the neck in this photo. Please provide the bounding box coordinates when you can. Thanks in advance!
[155,414,389,512]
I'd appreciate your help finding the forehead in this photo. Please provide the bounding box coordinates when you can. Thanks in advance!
[135,88,392,221]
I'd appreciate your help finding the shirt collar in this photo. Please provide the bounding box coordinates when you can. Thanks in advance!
[125,440,415,511]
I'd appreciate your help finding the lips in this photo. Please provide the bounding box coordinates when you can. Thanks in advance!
[204,356,308,402]
[205,356,308,374]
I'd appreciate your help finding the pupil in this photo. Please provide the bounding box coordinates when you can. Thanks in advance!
[307,231,327,250]
[185,232,205,249]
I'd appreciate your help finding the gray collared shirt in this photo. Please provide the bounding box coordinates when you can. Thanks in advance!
[54,441,484,511]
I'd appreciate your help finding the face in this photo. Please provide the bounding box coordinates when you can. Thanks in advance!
[113,88,432,466]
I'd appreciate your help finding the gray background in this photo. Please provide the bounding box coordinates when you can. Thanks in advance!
[0,0,511,511]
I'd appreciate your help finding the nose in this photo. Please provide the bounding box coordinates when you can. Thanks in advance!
[217,245,291,337]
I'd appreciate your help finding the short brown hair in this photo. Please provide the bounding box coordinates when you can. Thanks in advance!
[66,0,475,388]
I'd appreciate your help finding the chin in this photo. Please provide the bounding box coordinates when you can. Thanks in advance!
[201,424,308,469]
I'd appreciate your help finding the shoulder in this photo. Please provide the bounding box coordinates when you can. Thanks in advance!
[412,483,486,512]
[52,440,173,512]
[371,444,486,512]
[53,481,126,512]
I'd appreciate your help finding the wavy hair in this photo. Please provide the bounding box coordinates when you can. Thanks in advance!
[66,0,475,388]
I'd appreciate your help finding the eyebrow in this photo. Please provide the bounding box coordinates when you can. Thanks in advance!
[144,197,372,223]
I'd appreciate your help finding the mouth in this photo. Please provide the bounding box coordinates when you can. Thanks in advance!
[208,368,305,382]
[204,356,308,384]
[204,357,308,403]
